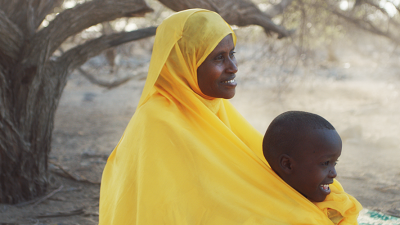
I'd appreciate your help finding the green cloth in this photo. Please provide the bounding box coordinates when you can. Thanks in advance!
[358,209,400,225]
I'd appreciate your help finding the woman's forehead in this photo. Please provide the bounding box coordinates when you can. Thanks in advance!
[208,35,235,55]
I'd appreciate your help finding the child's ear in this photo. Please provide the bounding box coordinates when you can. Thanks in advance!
[278,154,293,175]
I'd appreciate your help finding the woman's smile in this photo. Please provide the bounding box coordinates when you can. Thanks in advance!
[221,76,236,85]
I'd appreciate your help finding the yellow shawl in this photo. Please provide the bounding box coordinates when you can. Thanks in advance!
[99,9,362,224]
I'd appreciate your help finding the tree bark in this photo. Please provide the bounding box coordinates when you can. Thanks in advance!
[0,0,154,204]
[0,0,64,37]
[0,10,24,67]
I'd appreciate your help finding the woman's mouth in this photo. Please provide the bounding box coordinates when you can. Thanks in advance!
[222,79,235,84]
[221,77,237,87]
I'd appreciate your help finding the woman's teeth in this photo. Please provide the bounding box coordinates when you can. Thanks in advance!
[223,79,235,84]
[321,184,329,190]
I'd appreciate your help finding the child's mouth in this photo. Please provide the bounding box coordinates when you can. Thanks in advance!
[320,184,331,194]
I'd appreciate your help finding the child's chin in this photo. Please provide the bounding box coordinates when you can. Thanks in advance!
[308,195,327,202]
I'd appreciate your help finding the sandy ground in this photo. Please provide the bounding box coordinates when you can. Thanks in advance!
[1,32,400,224]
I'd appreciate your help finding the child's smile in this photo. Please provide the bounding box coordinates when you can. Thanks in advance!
[320,183,331,194]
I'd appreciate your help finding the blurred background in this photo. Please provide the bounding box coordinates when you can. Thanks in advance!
[0,0,399,224]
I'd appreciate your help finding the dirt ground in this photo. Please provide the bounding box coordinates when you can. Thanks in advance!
[1,32,400,224]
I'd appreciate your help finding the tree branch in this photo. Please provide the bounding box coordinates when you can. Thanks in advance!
[33,0,64,31]
[0,0,63,37]
[0,0,32,36]
[0,9,24,67]
[56,26,157,76]
[25,0,153,61]
[251,12,295,38]
[394,3,400,13]
[13,0,154,94]
[157,0,293,38]
[76,67,144,89]
[364,0,390,16]
[327,7,400,45]
[264,0,295,19]
[363,0,400,27]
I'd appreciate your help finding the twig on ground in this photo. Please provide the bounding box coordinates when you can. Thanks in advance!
[15,185,64,207]
[35,207,85,218]
[32,185,64,206]
[387,208,400,217]
[83,211,99,217]
[49,160,100,184]
[61,187,83,192]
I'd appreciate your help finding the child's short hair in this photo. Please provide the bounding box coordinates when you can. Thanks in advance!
[263,111,335,163]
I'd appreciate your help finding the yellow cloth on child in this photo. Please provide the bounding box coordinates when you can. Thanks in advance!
[99,9,362,224]
[328,209,344,224]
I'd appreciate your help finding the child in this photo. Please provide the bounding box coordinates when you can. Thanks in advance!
[262,111,361,224]
[263,110,342,202]
[263,111,362,225]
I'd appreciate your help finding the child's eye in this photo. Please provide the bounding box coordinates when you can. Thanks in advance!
[322,161,329,166]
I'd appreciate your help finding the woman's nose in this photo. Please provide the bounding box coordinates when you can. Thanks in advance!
[226,58,238,73]
[328,167,337,178]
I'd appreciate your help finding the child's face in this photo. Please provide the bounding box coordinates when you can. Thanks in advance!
[290,129,342,202]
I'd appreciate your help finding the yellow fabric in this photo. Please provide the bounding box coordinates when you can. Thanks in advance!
[316,181,362,225]
[327,209,344,225]
[99,9,362,224]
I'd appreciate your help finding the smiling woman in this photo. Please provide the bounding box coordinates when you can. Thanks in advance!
[99,8,360,225]
[197,34,238,99]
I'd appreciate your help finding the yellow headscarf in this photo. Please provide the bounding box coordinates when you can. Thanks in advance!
[99,9,361,224]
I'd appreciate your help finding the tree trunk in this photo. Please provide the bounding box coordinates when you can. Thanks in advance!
[0,0,155,204]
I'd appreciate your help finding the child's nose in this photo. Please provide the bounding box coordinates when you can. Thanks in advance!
[328,167,337,178]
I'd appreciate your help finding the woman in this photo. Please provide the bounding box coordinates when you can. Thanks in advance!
[99,9,361,224]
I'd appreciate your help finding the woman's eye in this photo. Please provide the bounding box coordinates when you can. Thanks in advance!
[322,161,329,166]
[230,51,236,58]
[215,55,224,60]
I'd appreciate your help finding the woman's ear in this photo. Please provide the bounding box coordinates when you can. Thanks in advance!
[278,154,294,175]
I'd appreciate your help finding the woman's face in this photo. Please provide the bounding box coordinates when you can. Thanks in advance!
[197,34,238,99]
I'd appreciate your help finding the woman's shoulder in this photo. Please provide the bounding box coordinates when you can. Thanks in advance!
[135,93,184,123]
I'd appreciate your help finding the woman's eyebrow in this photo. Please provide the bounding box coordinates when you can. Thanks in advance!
[213,50,228,56]
[214,48,235,56]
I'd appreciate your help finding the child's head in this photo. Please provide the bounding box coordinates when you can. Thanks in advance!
[262,111,342,202]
